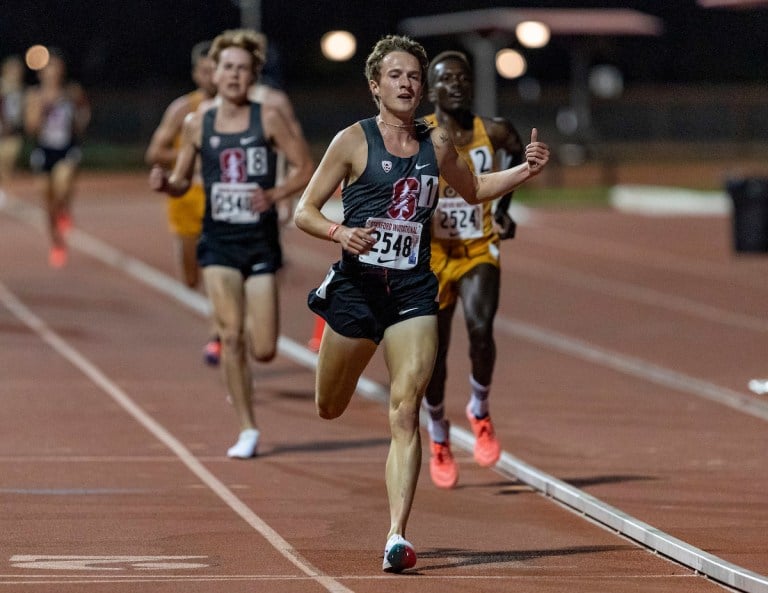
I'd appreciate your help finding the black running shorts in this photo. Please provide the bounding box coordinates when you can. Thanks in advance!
[308,260,439,344]
[29,145,82,173]
[197,233,282,278]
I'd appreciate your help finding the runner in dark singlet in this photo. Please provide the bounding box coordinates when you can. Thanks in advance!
[294,34,549,574]
[24,49,90,268]
[149,29,313,460]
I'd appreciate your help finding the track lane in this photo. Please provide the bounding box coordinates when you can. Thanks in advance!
[1,173,761,592]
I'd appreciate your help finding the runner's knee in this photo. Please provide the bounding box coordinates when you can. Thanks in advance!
[249,344,276,363]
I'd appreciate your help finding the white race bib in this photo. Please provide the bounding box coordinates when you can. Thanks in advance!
[358,217,421,270]
[211,182,261,224]
[433,198,483,239]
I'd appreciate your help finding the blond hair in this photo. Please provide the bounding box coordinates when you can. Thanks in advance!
[209,29,266,75]
[364,35,428,108]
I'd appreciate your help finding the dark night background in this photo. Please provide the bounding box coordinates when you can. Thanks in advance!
[2,1,768,89]
[2,1,768,158]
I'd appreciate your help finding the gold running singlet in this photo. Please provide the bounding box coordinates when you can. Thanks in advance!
[166,89,206,237]
[423,114,502,310]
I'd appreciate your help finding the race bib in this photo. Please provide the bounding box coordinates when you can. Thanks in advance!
[433,198,483,239]
[210,182,261,224]
[358,217,421,270]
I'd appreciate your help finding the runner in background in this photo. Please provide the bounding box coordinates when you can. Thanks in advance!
[145,41,221,365]
[24,48,90,268]
[0,55,26,200]
[422,50,524,489]
[149,29,314,459]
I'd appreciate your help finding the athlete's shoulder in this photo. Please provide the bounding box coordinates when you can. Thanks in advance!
[186,88,209,111]
[181,108,205,139]
[481,114,519,138]
[163,92,199,124]
[332,120,367,147]
[427,121,452,150]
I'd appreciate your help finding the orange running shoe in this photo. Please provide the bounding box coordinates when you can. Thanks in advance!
[465,404,501,467]
[203,336,221,367]
[48,245,68,269]
[429,439,458,489]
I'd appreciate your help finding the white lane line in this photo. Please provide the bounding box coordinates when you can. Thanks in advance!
[495,316,768,422]
[525,225,768,290]
[0,573,705,583]
[0,281,353,593]
[507,254,768,333]
[4,191,768,591]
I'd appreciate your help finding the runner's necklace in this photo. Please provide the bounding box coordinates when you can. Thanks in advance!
[377,116,413,130]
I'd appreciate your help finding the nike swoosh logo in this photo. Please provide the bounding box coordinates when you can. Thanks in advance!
[240,136,257,145]
[399,307,419,315]
[415,164,430,170]
[377,256,397,264]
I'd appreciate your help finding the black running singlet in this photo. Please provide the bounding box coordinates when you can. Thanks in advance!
[340,117,439,275]
[200,102,278,241]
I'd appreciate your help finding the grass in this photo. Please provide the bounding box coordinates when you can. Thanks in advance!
[81,143,147,170]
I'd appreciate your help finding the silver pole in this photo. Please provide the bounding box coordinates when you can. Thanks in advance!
[239,0,261,31]
[461,33,502,117]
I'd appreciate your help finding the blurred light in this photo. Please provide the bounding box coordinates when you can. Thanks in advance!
[558,143,588,166]
[556,107,579,135]
[697,0,768,7]
[25,45,50,71]
[495,49,527,79]
[515,21,551,49]
[321,30,356,62]
[517,77,541,102]
[589,64,624,99]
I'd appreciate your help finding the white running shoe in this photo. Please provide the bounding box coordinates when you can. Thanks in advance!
[227,429,260,459]
[382,534,417,573]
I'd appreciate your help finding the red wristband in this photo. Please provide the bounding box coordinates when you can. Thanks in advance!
[328,223,340,241]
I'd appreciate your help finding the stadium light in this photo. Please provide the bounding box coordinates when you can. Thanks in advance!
[321,31,357,62]
[399,8,662,117]
[515,21,551,48]
[496,49,527,79]
[25,45,50,71]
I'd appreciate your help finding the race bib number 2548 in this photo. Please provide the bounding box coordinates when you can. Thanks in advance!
[358,217,422,270]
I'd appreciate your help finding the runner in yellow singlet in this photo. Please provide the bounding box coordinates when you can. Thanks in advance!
[423,50,524,489]
[145,41,220,364]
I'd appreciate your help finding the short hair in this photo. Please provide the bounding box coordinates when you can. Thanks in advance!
[191,40,212,66]
[209,29,266,75]
[364,34,428,85]
[427,50,471,87]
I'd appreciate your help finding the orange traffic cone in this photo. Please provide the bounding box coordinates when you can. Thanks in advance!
[308,315,325,352]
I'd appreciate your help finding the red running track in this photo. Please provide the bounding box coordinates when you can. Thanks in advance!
[1,172,767,593]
